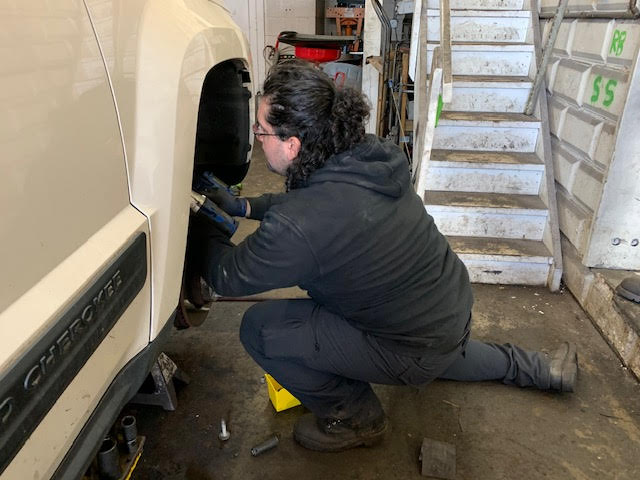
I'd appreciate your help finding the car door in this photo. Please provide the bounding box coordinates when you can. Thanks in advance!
[0,1,151,478]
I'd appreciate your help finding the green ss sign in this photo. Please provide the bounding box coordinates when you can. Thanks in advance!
[590,75,617,108]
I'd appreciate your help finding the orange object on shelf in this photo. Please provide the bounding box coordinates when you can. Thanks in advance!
[326,7,365,50]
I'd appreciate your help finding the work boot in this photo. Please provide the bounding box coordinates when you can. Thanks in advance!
[294,389,388,452]
[548,342,578,392]
[293,411,388,452]
[616,276,640,303]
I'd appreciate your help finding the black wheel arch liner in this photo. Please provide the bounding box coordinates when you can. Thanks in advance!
[193,60,252,186]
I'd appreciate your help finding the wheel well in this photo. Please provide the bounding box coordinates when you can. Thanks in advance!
[193,59,252,186]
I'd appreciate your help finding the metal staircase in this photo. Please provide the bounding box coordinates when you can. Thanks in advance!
[411,0,563,290]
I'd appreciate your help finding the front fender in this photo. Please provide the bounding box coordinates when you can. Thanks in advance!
[86,0,253,338]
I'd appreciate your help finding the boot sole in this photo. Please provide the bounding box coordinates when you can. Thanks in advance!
[551,342,578,392]
[617,284,640,303]
[294,423,388,453]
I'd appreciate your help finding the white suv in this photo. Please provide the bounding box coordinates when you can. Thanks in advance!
[0,1,252,478]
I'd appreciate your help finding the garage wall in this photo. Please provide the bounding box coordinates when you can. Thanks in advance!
[223,1,320,90]
[541,6,640,268]
[223,0,266,91]
[264,0,319,51]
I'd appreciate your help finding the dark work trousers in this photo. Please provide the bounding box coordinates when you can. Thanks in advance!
[239,299,551,419]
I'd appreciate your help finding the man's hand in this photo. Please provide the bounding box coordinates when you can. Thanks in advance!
[195,172,248,217]
[206,188,248,218]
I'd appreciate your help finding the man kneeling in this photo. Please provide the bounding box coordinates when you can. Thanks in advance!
[196,60,577,452]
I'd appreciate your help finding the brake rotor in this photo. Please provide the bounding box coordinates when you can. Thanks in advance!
[174,275,213,329]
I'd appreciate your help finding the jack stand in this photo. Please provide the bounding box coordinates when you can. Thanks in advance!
[131,352,190,411]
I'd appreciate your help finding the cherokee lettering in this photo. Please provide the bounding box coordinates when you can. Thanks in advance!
[113,270,123,289]
[81,303,94,323]
[39,345,57,375]
[69,317,85,340]
[0,233,145,474]
[105,279,114,297]
[0,397,13,425]
[56,330,73,355]
[20,273,127,393]
[93,288,106,311]
[24,364,43,390]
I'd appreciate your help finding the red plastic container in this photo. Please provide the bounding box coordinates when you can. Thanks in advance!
[294,46,341,63]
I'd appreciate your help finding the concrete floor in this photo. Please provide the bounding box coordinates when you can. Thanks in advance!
[129,150,640,480]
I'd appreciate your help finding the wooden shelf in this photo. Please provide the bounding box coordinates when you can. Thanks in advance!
[325,7,364,19]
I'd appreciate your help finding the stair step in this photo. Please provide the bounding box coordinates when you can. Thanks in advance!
[452,75,532,86]
[425,191,548,240]
[426,191,546,210]
[448,236,552,259]
[447,236,552,285]
[432,126,539,152]
[449,41,531,46]
[433,112,540,153]
[426,10,530,44]
[439,111,539,125]
[431,150,542,165]
[442,76,533,113]
[428,150,544,194]
[426,44,534,76]
[429,9,531,17]
[426,0,525,9]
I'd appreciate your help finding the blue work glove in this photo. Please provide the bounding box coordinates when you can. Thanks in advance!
[206,189,247,218]
[194,172,247,217]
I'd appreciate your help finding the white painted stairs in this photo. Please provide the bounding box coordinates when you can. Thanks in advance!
[417,0,563,289]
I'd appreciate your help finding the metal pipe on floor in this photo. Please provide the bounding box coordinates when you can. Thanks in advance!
[250,435,279,456]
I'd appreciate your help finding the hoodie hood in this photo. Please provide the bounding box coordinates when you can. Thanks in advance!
[307,135,410,198]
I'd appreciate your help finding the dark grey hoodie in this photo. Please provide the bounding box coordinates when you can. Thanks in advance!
[206,135,473,356]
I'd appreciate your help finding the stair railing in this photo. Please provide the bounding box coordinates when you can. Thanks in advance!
[525,0,569,115]
[412,0,452,198]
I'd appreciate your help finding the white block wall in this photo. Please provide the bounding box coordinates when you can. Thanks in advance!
[543,17,640,267]
[264,0,317,50]
[540,0,640,16]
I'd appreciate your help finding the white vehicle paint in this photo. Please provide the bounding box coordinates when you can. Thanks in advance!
[0,1,252,478]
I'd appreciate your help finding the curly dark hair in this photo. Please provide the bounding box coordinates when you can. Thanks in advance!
[262,60,370,191]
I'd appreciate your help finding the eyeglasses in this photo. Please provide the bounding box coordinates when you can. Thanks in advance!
[252,122,279,139]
